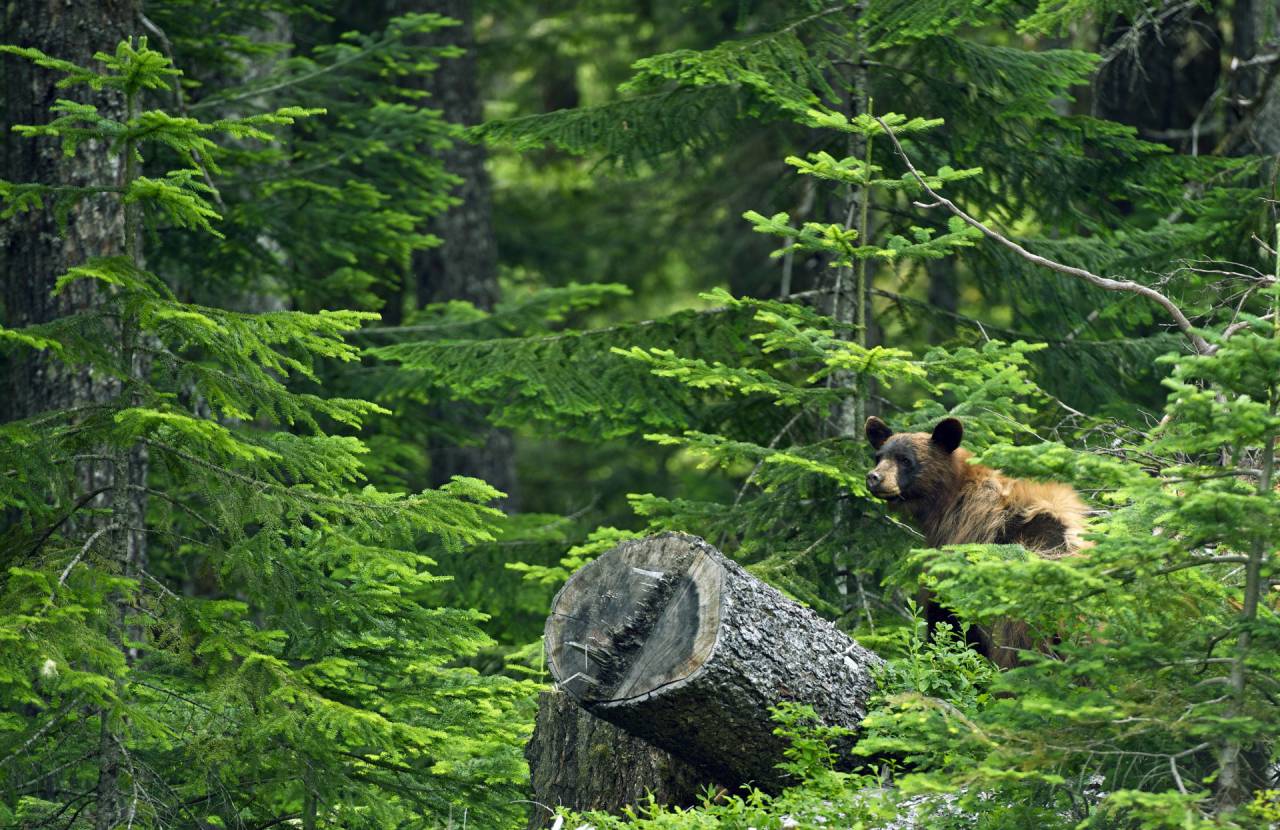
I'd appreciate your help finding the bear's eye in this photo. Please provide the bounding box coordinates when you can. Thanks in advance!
[897,456,914,470]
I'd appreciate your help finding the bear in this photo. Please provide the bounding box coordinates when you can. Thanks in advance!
[864,415,1088,667]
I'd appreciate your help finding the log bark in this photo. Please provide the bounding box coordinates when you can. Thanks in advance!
[545,532,883,790]
[524,690,711,829]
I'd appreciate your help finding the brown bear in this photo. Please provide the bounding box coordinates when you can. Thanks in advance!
[864,415,1088,667]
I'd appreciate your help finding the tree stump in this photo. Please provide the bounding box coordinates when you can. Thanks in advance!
[524,690,712,829]
[544,532,883,790]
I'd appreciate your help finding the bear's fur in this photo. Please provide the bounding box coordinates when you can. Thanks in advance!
[864,415,1088,667]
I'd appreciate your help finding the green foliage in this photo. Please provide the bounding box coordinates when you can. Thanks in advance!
[0,35,531,829]
[144,10,466,312]
[476,2,1280,823]
[474,0,1255,418]
[506,525,640,587]
[870,604,997,708]
[847,285,1280,829]
[475,113,1062,657]
[560,705,897,830]
[473,3,852,166]
[6,1,1280,828]
[368,295,765,441]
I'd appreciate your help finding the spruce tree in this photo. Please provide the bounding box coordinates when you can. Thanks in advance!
[0,38,530,829]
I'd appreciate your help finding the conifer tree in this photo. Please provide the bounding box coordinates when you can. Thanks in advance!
[851,246,1280,828]
[474,0,1271,408]
[384,3,1280,825]
[139,3,528,518]
[0,38,530,829]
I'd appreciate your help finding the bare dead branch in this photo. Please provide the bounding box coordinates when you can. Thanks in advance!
[1222,311,1278,339]
[53,522,119,598]
[876,116,1215,356]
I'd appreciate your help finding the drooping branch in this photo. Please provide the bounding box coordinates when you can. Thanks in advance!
[875,117,1214,356]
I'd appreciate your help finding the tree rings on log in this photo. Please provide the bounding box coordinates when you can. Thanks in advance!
[545,532,883,789]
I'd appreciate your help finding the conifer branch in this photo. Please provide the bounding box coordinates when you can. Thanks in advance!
[363,305,728,340]
[130,485,219,533]
[875,116,1215,356]
[188,38,398,113]
[732,410,804,509]
[0,695,83,769]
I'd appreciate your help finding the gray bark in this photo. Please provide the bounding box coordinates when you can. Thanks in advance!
[1230,0,1280,156]
[525,690,712,829]
[2,6,145,828]
[1,0,137,421]
[545,532,883,790]
[381,0,517,508]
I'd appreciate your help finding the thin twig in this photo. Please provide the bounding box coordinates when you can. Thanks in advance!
[732,410,804,509]
[26,485,114,560]
[138,12,226,212]
[360,304,727,338]
[189,39,391,113]
[54,523,118,597]
[0,695,83,769]
[129,485,220,533]
[139,569,181,600]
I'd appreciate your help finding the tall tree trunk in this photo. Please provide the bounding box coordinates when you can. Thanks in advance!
[413,0,499,312]
[1228,0,1280,157]
[824,5,870,616]
[925,258,958,340]
[525,690,711,828]
[410,0,518,508]
[334,0,517,506]
[1,0,136,419]
[539,51,580,114]
[2,5,145,828]
[1093,5,1221,153]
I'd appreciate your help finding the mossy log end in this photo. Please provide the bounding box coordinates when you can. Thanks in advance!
[544,532,883,790]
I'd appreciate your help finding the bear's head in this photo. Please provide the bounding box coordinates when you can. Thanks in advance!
[863,416,964,501]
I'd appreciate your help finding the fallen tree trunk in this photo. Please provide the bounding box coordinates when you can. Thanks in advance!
[524,689,712,829]
[544,532,883,790]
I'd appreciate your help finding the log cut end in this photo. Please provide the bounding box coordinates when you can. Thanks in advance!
[546,532,724,703]
[545,531,883,789]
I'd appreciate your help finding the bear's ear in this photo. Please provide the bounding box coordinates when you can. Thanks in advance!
[930,418,963,453]
[865,416,893,450]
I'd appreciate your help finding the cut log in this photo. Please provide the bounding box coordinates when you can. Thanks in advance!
[545,532,883,789]
[524,690,712,829]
